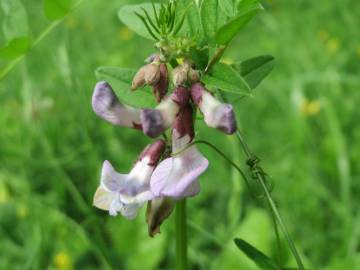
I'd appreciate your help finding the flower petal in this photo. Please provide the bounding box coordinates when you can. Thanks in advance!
[101,160,128,192]
[92,81,142,129]
[150,147,209,198]
[93,186,116,211]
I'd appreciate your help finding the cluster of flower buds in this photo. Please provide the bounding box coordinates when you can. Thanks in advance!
[92,55,237,236]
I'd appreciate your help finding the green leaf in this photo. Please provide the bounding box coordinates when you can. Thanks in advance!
[238,0,261,12]
[118,4,161,41]
[234,238,279,270]
[236,55,275,89]
[202,62,250,95]
[214,3,263,45]
[95,66,156,108]
[200,0,219,40]
[176,0,202,38]
[0,37,30,60]
[44,0,71,20]
[220,0,237,17]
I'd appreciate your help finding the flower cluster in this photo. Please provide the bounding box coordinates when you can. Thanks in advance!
[92,55,237,236]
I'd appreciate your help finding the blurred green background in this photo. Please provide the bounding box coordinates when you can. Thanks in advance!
[1,0,359,269]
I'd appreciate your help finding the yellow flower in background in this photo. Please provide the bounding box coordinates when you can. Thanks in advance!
[326,38,340,54]
[65,16,79,29]
[17,204,29,219]
[317,30,329,41]
[300,99,321,117]
[221,58,234,65]
[356,46,360,57]
[119,26,134,41]
[54,251,73,270]
[0,182,10,203]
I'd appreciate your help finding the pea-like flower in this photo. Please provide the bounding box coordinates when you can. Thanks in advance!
[141,86,190,138]
[92,81,142,130]
[150,105,209,198]
[93,140,166,219]
[190,82,237,134]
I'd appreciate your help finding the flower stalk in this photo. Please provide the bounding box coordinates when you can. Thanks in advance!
[175,199,188,270]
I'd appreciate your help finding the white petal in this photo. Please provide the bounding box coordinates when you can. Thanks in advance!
[93,186,117,211]
[101,160,128,192]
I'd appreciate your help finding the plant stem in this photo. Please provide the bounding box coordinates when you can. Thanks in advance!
[235,128,305,270]
[175,199,188,270]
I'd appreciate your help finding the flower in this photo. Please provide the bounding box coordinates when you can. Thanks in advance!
[92,81,142,130]
[93,140,166,219]
[146,197,175,237]
[141,86,190,138]
[190,82,237,134]
[150,105,209,198]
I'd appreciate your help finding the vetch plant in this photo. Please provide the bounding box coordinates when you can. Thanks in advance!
[92,1,305,270]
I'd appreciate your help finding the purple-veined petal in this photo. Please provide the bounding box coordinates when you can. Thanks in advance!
[92,81,142,129]
[150,147,209,198]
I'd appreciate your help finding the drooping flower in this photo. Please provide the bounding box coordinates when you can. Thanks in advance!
[190,82,237,134]
[92,81,142,130]
[141,86,190,138]
[93,140,166,219]
[150,105,209,198]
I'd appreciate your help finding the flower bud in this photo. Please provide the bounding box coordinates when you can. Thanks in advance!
[190,83,237,134]
[131,63,160,90]
[188,69,201,83]
[152,63,169,102]
[146,197,175,237]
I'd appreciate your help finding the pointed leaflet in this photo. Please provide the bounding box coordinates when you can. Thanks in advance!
[95,67,156,108]
[200,0,219,40]
[215,3,263,45]
[0,37,30,60]
[234,238,279,270]
[118,4,161,41]
[44,0,71,20]
[202,62,251,95]
[236,55,275,89]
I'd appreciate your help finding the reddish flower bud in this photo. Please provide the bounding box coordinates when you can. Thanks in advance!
[131,63,160,90]
[152,63,169,102]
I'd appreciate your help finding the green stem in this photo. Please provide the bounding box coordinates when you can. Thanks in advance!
[175,199,188,270]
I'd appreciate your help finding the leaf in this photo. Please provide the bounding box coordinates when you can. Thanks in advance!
[238,0,261,12]
[0,37,30,60]
[118,4,161,41]
[95,66,156,108]
[202,62,250,95]
[236,55,275,89]
[214,3,263,45]
[44,0,71,20]
[220,0,237,17]
[234,238,279,270]
[200,0,219,40]
[176,0,202,38]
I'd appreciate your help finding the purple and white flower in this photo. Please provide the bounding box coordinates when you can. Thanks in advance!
[190,82,237,134]
[150,105,209,199]
[141,86,190,138]
[92,81,142,130]
[93,140,166,219]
